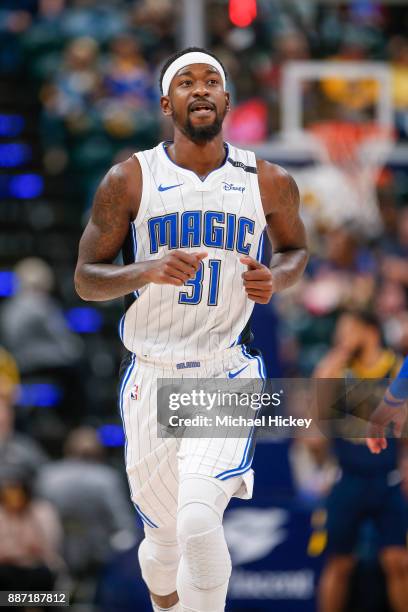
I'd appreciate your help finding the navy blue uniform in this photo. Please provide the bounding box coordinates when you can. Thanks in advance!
[325,351,407,555]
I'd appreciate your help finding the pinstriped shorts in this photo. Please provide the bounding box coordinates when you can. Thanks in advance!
[118,345,266,529]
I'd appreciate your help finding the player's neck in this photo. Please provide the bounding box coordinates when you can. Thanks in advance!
[167,131,227,180]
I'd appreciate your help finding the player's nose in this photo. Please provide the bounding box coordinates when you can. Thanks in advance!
[191,81,210,97]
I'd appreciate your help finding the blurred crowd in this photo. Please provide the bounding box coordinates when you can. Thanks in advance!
[0,347,138,607]
[0,1,407,609]
[276,197,408,376]
[0,0,177,207]
[0,1,407,188]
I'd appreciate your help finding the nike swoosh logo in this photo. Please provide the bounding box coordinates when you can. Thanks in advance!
[228,365,249,379]
[158,183,183,192]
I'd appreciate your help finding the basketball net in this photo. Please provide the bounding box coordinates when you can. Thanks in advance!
[299,120,394,237]
[308,120,393,175]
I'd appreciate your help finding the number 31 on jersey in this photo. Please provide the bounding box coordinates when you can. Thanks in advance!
[179,259,221,306]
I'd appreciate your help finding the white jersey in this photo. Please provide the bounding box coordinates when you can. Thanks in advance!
[120,141,266,362]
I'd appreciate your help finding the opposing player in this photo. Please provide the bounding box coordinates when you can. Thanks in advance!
[315,311,408,612]
[367,355,408,454]
[75,48,308,612]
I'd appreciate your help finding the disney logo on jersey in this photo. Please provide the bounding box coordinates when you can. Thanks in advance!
[222,181,246,193]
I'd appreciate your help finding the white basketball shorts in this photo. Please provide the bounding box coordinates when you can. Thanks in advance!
[118,345,266,529]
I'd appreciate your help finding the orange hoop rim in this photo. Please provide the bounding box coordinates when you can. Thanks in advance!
[306,120,394,164]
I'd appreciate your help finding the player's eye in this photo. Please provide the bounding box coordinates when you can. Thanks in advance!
[208,79,219,85]
[180,79,192,87]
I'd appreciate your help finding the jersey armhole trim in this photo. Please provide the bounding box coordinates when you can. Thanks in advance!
[132,152,151,226]
[248,151,267,230]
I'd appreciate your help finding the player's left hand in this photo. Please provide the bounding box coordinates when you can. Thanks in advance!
[366,399,408,454]
[240,256,274,304]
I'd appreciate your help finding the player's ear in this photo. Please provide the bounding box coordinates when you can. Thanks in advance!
[225,92,231,112]
[160,95,173,116]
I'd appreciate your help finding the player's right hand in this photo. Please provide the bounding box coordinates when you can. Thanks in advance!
[144,250,207,286]
[366,399,408,454]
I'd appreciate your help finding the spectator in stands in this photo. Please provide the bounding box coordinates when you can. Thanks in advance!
[99,33,158,143]
[62,0,126,44]
[253,29,311,131]
[1,258,83,375]
[0,4,33,35]
[130,0,175,59]
[389,36,408,140]
[42,36,101,123]
[103,34,156,108]
[0,258,86,424]
[301,226,376,316]
[18,0,67,85]
[24,0,67,46]
[375,204,408,351]
[39,0,66,20]
[0,4,32,73]
[36,427,137,579]
[0,347,47,478]
[323,226,376,275]
[375,280,407,327]
[320,31,379,117]
[0,464,63,596]
[380,206,408,287]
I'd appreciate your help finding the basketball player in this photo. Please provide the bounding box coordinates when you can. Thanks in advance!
[315,311,408,612]
[75,48,308,612]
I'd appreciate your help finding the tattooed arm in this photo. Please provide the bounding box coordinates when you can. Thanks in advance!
[75,157,205,302]
[75,157,142,301]
[240,161,308,304]
[260,161,308,291]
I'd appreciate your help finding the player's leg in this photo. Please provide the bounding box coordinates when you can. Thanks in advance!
[128,443,181,612]
[176,474,241,612]
[138,522,181,611]
[318,554,356,612]
[318,475,362,612]
[119,354,181,610]
[379,547,408,612]
[150,594,179,612]
[376,483,408,612]
[174,347,263,611]
[131,453,181,612]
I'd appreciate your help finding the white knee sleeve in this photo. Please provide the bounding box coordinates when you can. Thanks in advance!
[177,476,237,611]
[138,525,181,597]
[183,522,231,590]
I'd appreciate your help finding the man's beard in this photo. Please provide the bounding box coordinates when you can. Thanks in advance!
[176,109,226,144]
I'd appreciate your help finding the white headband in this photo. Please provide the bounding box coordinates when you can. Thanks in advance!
[161,52,226,96]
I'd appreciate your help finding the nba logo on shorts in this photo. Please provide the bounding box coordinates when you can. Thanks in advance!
[130,384,139,400]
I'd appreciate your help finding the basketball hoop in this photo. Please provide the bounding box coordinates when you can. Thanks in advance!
[307,121,394,173]
[291,120,395,237]
[280,62,395,237]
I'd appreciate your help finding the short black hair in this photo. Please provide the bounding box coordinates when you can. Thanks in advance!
[343,308,381,332]
[159,47,227,94]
